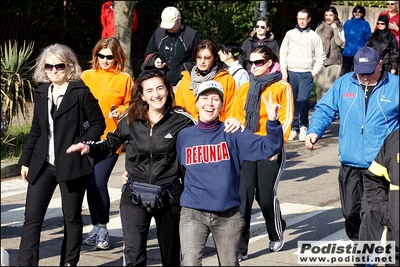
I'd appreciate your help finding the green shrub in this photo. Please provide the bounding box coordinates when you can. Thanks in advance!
[1,124,31,162]
[1,40,36,131]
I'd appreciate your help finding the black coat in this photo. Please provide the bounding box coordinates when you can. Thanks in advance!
[144,25,201,86]
[366,30,399,72]
[239,33,280,70]
[18,81,106,183]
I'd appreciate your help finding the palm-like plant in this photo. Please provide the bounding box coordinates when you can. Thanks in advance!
[1,40,36,138]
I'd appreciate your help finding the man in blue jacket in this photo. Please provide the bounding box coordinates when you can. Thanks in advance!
[304,47,399,242]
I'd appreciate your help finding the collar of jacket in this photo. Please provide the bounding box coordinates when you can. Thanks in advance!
[351,71,388,86]
[96,66,119,75]
[183,61,225,74]
[296,24,311,32]
[137,106,172,123]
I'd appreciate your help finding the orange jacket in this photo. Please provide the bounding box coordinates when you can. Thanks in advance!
[175,69,237,122]
[231,80,294,143]
[81,67,133,153]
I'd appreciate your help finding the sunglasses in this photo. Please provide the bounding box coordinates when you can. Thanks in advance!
[139,69,165,78]
[353,10,362,13]
[44,63,66,71]
[196,55,213,62]
[376,22,386,25]
[248,59,266,67]
[387,3,395,5]
[255,25,266,29]
[97,53,114,60]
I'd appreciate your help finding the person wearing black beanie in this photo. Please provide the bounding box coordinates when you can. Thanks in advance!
[366,15,399,74]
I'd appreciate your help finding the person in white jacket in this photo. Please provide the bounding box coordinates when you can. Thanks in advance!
[280,8,325,142]
[218,41,249,88]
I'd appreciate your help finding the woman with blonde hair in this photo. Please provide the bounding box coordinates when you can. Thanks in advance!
[17,43,105,266]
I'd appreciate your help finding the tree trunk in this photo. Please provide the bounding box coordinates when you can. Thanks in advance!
[113,1,135,78]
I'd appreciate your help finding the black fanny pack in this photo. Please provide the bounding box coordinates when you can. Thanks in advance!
[122,175,179,212]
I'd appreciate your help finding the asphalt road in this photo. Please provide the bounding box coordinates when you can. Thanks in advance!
[2,116,376,266]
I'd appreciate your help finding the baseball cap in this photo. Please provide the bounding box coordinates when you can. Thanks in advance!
[353,47,380,74]
[160,7,181,29]
[196,81,224,100]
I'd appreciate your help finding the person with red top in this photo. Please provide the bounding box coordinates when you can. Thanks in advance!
[101,1,138,39]
[81,37,133,250]
[379,1,400,46]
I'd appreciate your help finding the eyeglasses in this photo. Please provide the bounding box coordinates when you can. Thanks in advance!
[248,59,266,67]
[196,55,213,62]
[139,69,165,78]
[44,63,66,71]
[376,22,386,25]
[297,17,309,21]
[387,3,396,5]
[255,25,266,29]
[97,53,114,60]
[353,10,362,13]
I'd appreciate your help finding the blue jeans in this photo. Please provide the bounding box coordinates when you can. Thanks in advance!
[288,71,313,131]
[86,154,119,225]
[179,207,244,266]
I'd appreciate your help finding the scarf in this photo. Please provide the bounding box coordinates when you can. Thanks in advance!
[244,72,282,132]
[189,65,219,95]
[318,21,333,56]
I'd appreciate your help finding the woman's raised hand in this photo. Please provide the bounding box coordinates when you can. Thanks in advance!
[263,91,282,121]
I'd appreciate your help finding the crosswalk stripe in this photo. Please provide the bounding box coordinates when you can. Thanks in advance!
[1,188,122,227]
[1,178,28,198]
[1,180,349,250]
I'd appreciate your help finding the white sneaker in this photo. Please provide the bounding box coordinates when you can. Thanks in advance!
[288,130,298,141]
[95,227,110,250]
[269,238,284,252]
[299,126,307,142]
[238,254,248,262]
[82,225,99,246]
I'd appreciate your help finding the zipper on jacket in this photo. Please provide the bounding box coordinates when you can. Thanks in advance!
[361,125,364,135]
[149,127,153,183]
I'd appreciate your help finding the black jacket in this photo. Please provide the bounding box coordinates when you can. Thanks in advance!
[18,81,105,183]
[88,109,196,186]
[239,33,280,70]
[366,30,399,72]
[363,129,399,238]
[144,25,201,86]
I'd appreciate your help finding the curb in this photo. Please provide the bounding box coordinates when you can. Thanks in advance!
[1,162,20,179]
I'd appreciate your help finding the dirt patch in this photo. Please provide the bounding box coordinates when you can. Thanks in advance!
[11,101,34,126]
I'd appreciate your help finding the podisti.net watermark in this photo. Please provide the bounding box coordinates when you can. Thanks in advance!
[297,241,395,264]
